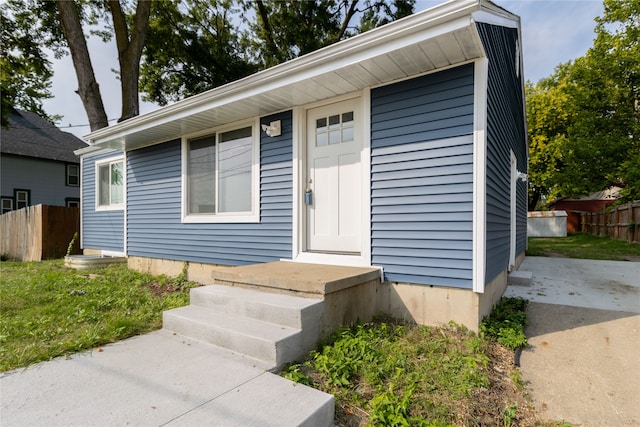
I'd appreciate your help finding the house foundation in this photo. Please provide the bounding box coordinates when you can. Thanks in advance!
[126,255,525,333]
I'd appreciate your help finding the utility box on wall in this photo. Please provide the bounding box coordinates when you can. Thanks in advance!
[527,211,568,237]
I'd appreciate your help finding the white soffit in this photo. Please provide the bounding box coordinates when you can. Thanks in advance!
[84,0,517,152]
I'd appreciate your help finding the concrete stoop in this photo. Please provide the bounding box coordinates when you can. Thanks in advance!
[163,284,324,371]
[508,270,533,286]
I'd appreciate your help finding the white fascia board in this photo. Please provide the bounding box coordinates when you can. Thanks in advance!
[85,0,484,149]
[74,144,113,156]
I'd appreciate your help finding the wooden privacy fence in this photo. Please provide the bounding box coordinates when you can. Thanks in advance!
[581,201,640,243]
[0,205,81,261]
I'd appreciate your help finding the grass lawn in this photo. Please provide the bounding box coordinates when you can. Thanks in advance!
[0,259,195,372]
[526,232,640,261]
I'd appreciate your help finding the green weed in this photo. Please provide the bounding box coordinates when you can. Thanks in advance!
[481,297,528,350]
[282,320,492,426]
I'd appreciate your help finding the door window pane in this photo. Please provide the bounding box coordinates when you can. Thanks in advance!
[315,111,354,146]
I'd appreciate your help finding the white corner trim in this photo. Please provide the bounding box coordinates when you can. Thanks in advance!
[79,156,84,250]
[472,58,488,294]
[123,151,127,256]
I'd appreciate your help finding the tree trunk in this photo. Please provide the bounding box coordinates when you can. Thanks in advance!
[56,0,109,131]
[255,0,282,66]
[529,188,541,211]
[107,0,151,122]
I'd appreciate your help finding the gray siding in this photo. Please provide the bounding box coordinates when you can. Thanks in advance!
[1,155,80,206]
[371,64,475,288]
[81,151,125,252]
[126,111,292,265]
[476,23,528,284]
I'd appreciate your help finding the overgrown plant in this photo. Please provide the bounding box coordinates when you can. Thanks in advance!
[480,297,528,350]
[65,232,78,257]
[282,320,493,425]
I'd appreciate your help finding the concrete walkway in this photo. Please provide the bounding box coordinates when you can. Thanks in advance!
[0,330,334,427]
[505,257,640,426]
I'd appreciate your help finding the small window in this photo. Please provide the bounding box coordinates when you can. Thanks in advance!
[96,157,124,210]
[1,197,13,214]
[66,198,80,208]
[315,110,354,146]
[183,122,258,223]
[67,164,79,186]
[14,190,29,209]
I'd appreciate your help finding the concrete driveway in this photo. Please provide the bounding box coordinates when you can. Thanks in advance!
[505,257,640,426]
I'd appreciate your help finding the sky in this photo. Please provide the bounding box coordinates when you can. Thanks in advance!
[41,0,605,139]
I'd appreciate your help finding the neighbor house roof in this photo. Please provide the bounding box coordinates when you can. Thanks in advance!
[80,0,520,154]
[1,109,88,163]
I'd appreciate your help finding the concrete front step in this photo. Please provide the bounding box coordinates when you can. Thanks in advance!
[163,305,305,370]
[508,270,533,286]
[189,284,324,330]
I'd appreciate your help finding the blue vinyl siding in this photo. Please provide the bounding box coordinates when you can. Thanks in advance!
[477,23,528,284]
[126,111,292,265]
[81,151,125,252]
[371,64,475,289]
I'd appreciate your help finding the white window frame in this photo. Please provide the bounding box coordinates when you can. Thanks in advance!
[15,190,29,209]
[95,156,125,211]
[181,119,260,223]
[66,164,80,187]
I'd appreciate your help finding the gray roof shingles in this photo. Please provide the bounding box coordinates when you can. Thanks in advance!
[0,110,88,164]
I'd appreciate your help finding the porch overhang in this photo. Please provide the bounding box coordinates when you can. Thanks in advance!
[78,0,519,155]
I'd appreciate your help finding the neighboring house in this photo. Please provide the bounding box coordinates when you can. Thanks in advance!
[1,109,88,213]
[76,0,527,330]
[549,187,621,232]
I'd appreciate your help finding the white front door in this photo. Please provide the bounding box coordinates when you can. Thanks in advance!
[306,98,362,254]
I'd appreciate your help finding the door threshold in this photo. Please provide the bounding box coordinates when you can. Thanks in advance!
[305,250,361,256]
[290,251,370,268]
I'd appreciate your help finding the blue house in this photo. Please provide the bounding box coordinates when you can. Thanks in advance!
[76,0,527,333]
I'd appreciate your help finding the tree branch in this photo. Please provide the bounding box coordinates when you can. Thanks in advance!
[336,0,359,41]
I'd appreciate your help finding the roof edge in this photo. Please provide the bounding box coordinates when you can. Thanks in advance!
[84,0,492,145]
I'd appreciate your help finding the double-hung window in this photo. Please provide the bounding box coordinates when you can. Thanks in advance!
[14,190,29,209]
[67,164,79,186]
[183,121,259,223]
[96,157,124,210]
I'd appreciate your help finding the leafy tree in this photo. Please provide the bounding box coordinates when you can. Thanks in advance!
[140,0,415,104]
[0,9,57,126]
[527,0,639,205]
[2,0,151,131]
[243,0,415,68]
[140,0,257,106]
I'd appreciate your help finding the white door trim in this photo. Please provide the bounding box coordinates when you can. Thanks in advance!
[290,90,371,267]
